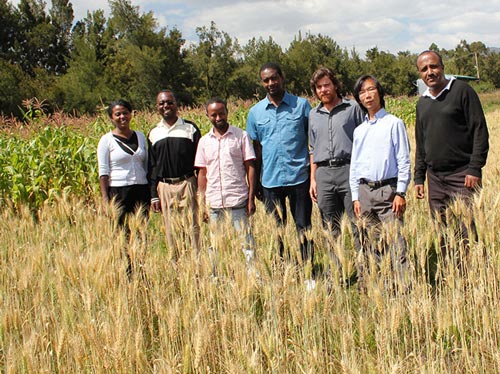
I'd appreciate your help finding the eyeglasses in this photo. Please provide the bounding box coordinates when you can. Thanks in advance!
[359,86,377,97]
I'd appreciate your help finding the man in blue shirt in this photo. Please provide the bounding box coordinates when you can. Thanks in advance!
[350,75,411,291]
[246,62,313,268]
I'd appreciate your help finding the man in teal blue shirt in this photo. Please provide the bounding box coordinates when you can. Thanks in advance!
[246,62,313,267]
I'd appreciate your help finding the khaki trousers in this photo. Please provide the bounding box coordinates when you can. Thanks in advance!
[157,176,200,254]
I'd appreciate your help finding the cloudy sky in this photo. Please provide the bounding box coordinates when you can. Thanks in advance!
[13,0,500,55]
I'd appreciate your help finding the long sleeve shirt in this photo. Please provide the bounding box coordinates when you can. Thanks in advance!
[350,109,411,201]
[97,131,148,186]
[414,79,489,184]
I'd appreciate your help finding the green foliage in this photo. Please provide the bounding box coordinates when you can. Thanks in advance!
[385,96,417,127]
[0,122,99,209]
[0,0,499,117]
[1,92,497,209]
[0,59,26,116]
[285,32,349,95]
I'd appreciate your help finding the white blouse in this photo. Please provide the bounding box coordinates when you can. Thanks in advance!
[97,131,148,186]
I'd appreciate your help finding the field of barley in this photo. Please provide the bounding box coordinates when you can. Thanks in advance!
[1,93,499,373]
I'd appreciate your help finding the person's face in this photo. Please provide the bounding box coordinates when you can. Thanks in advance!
[358,78,381,114]
[315,75,338,106]
[417,52,446,93]
[156,92,178,121]
[260,68,285,98]
[206,102,229,132]
[110,105,132,131]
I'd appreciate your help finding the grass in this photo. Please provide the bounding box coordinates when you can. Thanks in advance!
[0,96,499,372]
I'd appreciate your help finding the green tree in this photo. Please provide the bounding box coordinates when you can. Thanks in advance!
[0,59,27,116]
[186,21,239,102]
[58,10,114,113]
[240,36,285,99]
[0,0,20,61]
[284,32,349,95]
[15,0,73,75]
[365,47,398,95]
[105,0,189,108]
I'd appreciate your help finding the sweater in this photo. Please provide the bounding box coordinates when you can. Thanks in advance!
[414,79,489,184]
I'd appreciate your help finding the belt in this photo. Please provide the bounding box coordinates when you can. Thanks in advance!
[160,171,195,184]
[360,177,397,188]
[316,158,350,167]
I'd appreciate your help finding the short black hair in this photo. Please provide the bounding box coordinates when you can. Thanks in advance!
[259,62,284,79]
[157,89,177,102]
[107,99,132,118]
[353,75,385,112]
[206,97,228,112]
[416,50,444,68]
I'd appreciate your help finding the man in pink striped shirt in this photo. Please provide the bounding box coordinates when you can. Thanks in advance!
[195,98,257,266]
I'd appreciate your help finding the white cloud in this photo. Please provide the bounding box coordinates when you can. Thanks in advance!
[7,0,500,53]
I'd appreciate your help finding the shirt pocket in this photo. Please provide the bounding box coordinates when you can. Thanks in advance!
[286,114,306,133]
[255,118,271,140]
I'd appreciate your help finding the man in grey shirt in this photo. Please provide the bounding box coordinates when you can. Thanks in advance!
[309,67,365,281]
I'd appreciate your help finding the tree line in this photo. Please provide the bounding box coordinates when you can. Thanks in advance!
[2,0,500,117]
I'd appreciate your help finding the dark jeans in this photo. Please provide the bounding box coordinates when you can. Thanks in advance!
[262,179,313,263]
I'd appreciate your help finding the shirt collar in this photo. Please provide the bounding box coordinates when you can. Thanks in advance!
[422,76,456,99]
[208,124,233,138]
[315,96,349,113]
[365,108,387,123]
[159,117,183,128]
[265,91,292,108]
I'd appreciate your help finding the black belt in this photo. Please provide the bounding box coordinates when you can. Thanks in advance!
[360,177,397,188]
[160,172,195,184]
[316,158,350,167]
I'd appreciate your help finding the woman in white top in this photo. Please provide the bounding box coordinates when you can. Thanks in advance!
[97,99,150,239]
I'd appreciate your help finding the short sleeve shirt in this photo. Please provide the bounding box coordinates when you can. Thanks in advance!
[246,92,311,188]
[308,98,365,163]
[195,125,256,209]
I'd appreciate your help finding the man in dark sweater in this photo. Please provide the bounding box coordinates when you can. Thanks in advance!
[414,50,489,268]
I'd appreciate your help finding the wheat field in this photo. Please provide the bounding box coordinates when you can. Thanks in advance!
[1,108,499,373]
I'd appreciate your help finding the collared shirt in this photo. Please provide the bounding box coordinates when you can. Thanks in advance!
[422,76,456,99]
[148,117,201,200]
[195,125,256,209]
[349,108,411,201]
[309,98,365,163]
[246,92,311,188]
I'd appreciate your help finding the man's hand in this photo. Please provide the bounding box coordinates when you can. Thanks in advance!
[415,184,425,199]
[465,175,481,189]
[310,179,318,203]
[392,195,406,217]
[151,200,161,213]
[247,199,256,216]
[202,209,209,223]
[353,200,361,218]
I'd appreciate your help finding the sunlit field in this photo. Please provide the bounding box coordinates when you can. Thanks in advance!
[1,94,499,373]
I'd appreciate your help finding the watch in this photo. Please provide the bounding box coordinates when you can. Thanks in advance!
[395,192,406,198]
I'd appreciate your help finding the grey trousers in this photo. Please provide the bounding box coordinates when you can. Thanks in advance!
[316,164,360,276]
[357,182,408,288]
